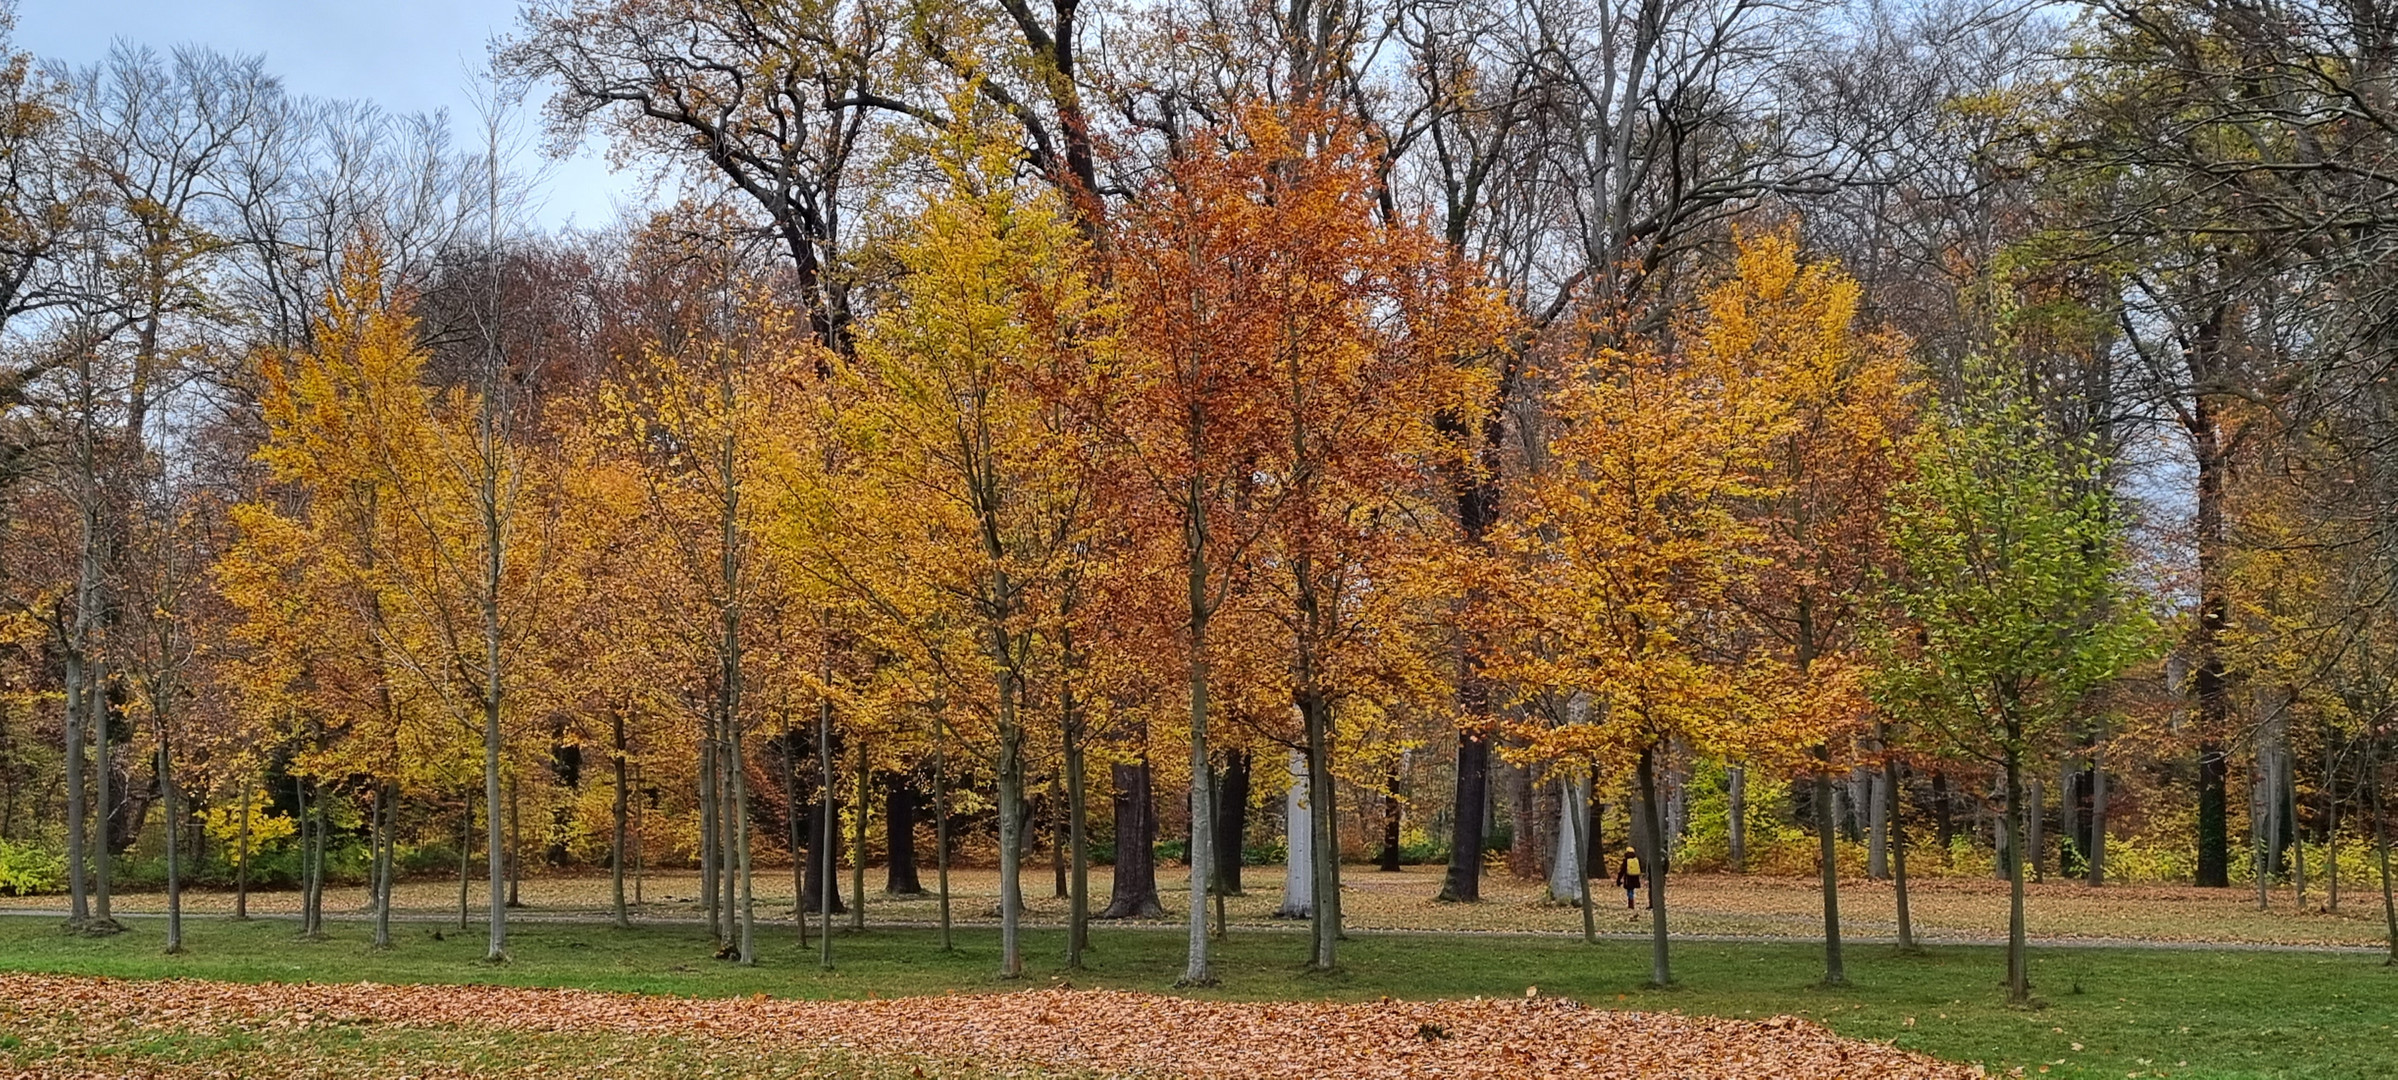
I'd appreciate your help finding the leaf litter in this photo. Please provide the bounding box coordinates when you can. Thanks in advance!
[0,972,1979,1079]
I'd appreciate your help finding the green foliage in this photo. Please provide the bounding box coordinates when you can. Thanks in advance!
[0,839,63,896]
[1874,364,2160,764]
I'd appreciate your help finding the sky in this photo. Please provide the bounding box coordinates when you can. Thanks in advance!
[16,0,641,229]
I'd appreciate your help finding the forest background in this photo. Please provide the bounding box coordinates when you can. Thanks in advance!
[0,0,2391,1005]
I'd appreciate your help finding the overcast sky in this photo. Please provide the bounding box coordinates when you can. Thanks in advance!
[16,0,639,229]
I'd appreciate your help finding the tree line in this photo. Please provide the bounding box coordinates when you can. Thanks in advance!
[0,0,2395,1004]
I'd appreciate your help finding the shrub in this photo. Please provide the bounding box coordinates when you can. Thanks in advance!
[0,839,64,896]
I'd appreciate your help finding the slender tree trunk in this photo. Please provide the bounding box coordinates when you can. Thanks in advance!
[508,778,524,911]
[1065,721,1090,968]
[2191,384,2233,888]
[2026,777,2044,884]
[1932,769,1954,857]
[2371,746,2395,965]
[934,739,953,952]
[2089,746,2110,887]
[2325,737,2339,914]
[160,738,182,954]
[1886,753,1915,952]
[457,798,471,931]
[91,665,112,928]
[612,713,629,928]
[1304,695,1338,971]
[699,736,720,939]
[850,738,868,932]
[1867,769,1890,880]
[731,717,755,966]
[372,783,394,950]
[1726,766,1747,872]
[1815,764,1846,986]
[1378,759,1403,873]
[995,674,1026,979]
[817,696,836,970]
[234,785,251,921]
[1637,745,1671,987]
[1181,545,1215,986]
[2005,745,2031,1005]
[62,653,88,929]
[786,730,807,946]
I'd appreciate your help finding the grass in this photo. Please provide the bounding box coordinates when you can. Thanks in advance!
[0,913,2392,1079]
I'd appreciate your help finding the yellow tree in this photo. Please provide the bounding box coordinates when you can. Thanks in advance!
[1483,271,1793,988]
[1710,231,1918,982]
[790,119,1109,979]
[228,241,559,962]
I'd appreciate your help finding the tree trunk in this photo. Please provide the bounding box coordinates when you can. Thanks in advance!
[885,773,923,895]
[1064,722,1090,968]
[732,717,755,966]
[1277,750,1312,919]
[995,690,1026,979]
[1867,768,1890,880]
[2005,747,2031,1004]
[2371,745,2395,965]
[1378,759,1403,872]
[62,652,88,929]
[786,730,807,946]
[234,785,251,921]
[91,668,112,928]
[1569,768,1598,943]
[817,697,837,970]
[850,738,868,932]
[1932,769,1954,857]
[612,712,630,928]
[372,783,394,950]
[699,736,720,939]
[1726,766,1747,872]
[2089,747,2110,887]
[1549,775,1588,904]
[1181,555,1216,987]
[2026,777,2045,883]
[1100,757,1164,918]
[508,778,524,911]
[934,741,954,952]
[160,739,183,954]
[1814,763,1846,986]
[1439,729,1490,902]
[457,797,470,931]
[1637,745,1671,988]
[1303,696,1339,971]
[1213,748,1251,894]
[1885,753,1916,952]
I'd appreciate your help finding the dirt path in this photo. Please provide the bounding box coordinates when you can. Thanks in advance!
[0,972,1977,1079]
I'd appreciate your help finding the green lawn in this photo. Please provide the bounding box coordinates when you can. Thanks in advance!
[0,914,2390,1079]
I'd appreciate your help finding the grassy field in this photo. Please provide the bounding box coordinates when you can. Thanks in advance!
[0,913,2391,1078]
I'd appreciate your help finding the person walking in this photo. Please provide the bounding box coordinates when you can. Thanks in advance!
[1615,848,1643,909]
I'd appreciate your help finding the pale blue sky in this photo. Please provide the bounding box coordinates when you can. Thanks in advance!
[17,0,638,229]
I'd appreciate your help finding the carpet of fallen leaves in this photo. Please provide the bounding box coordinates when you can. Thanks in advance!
[27,865,2382,949]
[0,973,1979,1080]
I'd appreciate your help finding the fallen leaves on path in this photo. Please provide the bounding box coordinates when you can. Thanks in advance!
[0,972,1978,1079]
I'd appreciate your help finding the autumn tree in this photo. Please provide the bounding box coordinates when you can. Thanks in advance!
[1875,362,2157,1004]
[1713,230,1918,983]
